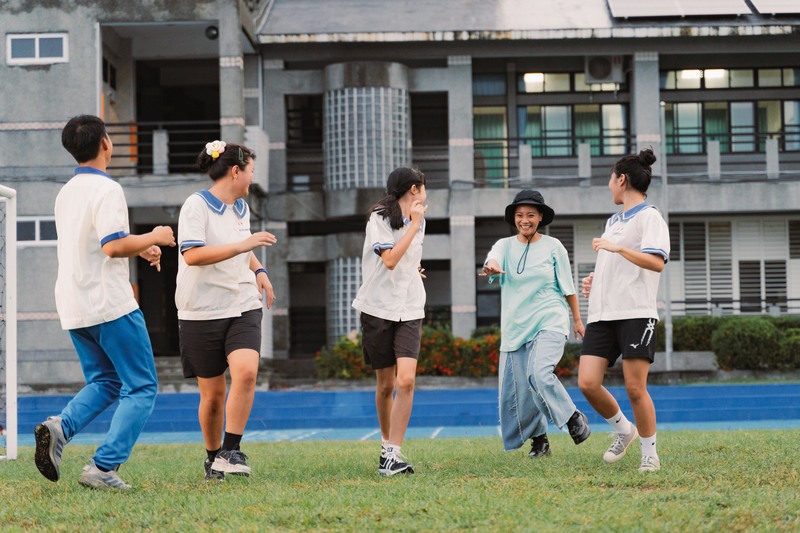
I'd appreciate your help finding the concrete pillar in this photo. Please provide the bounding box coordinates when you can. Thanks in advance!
[519,144,532,180]
[263,59,288,193]
[632,52,662,159]
[450,193,477,339]
[766,138,779,179]
[707,140,721,180]
[266,220,289,359]
[447,55,474,183]
[578,142,592,185]
[218,0,244,143]
[152,129,168,175]
[323,62,411,190]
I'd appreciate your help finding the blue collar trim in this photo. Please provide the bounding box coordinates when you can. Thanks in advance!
[74,166,111,179]
[609,202,654,226]
[195,189,247,218]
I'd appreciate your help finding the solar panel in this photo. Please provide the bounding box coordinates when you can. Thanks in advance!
[750,0,800,14]
[608,0,753,18]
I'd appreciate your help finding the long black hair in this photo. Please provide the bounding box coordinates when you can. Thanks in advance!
[613,148,657,194]
[368,167,426,230]
[196,142,256,181]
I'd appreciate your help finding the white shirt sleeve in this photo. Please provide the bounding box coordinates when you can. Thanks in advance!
[485,238,506,269]
[178,195,208,253]
[640,208,671,263]
[95,184,130,246]
[366,212,396,257]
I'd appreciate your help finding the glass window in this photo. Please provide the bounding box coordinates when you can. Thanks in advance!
[40,220,58,240]
[676,70,702,89]
[666,103,703,154]
[729,69,754,88]
[703,69,728,89]
[17,221,36,241]
[10,37,35,58]
[602,104,627,155]
[660,71,676,90]
[759,69,782,87]
[518,72,570,93]
[474,107,508,186]
[518,105,573,157]
[574,105,601,155]
[38,37,63,58]
[473,73,506,96]
[544,73,570,92]
[704,102,729,151]
[731,102,755,153]
[784,68,800,87]
[784,101,800,151]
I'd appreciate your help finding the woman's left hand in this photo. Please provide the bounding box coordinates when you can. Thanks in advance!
[573,319,585,340]
[257,273,275,309]
[140,245,163,272]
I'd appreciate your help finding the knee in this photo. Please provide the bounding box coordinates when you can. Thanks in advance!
[625,383,648,403]
[578,374,601,396]
[395,374,416,394]
[237,368,259,388]
[376,381,395,399]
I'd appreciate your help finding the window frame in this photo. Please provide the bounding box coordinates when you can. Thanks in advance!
[6,33,69,66]
[17,216,57,247]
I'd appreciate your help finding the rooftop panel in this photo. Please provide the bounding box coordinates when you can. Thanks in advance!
[607,0,752,18]
[750,0,800,14]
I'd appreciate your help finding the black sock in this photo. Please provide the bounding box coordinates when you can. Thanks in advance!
[96,464,111,473]
[222,432,242,451]
[207,448,221,462]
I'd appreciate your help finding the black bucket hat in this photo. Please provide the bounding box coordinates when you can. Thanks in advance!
[504,190,555,227]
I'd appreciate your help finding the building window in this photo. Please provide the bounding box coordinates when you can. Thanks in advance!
[472,73,506,96]
[661,68,799,90]
[665,100,800,154]
[473,107,508,187]
[518,103,628,157]
[518,72,623,94]
[6,33,68,65]
[17,217,57,246]
[102,56,117,90]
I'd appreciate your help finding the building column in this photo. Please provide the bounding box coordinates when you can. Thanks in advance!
[447,55,474,184]
[323,62,411,343]
[632,51,661,154]
[218,0,244,143]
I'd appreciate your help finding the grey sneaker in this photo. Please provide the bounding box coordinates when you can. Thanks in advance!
[603,426,639,463]
[212,449,251,476]
[34,416,67,482]
[204,458,225,482]
[639,455,661,472]
[78,459,132,491]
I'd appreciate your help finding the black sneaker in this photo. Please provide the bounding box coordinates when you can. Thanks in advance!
[204,458,225,482]
[379,449,414,476]
[567,410,591,445]
[212,449,251,476]
[528,434,552,458]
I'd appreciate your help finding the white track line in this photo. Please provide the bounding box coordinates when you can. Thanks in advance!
[430,427,444,438]
[360,429,381,441]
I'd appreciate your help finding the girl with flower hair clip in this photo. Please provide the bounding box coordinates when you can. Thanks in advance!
[176,140,277,481]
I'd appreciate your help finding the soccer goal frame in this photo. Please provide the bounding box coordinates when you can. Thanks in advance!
[0,184,17,461]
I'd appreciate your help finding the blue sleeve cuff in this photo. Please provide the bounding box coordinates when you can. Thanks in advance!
[100,231,129,246]
[179,240,205,254]
[372,242,394,256]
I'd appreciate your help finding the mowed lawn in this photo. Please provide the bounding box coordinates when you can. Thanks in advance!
[1,430,798,532]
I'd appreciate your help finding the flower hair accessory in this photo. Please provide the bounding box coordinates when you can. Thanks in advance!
[205,140,227,160]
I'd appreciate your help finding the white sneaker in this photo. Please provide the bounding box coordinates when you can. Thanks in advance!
[603,426,639,463]
[639,455,661,472]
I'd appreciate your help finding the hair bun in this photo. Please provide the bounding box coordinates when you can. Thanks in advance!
[638,148,657,167]
[196,151,213,172]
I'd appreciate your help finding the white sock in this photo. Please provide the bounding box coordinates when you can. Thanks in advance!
[641,434,657,458]
[605,410,633,435]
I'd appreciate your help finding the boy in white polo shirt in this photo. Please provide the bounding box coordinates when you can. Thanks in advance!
[35,114,176,490]
[352,167,427,476]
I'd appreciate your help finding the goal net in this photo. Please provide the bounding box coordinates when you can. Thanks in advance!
[0,185,17,461]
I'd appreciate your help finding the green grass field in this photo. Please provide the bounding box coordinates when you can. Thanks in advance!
[1,430,799,532]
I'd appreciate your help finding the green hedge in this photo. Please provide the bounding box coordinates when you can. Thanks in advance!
[315,325,577,380]
[315,315,800,379]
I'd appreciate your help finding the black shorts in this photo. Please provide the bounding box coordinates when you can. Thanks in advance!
[360,313,422,370]
[179,308,263,378]
[580,318,658,367]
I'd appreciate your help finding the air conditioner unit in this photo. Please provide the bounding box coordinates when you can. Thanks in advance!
[584,56,624,84]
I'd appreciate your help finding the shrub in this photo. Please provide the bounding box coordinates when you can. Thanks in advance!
[711,317,780,370]
[314,334,369,380]
[672,316,724,351]
[777,329,800,369]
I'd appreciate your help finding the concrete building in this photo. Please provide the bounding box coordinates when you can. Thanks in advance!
[1,0,799,385]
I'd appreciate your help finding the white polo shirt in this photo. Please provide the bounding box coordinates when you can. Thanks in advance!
[175,189,261,321]
[352,211,426,322]
[587,202,670,324]
[54,167,138,330]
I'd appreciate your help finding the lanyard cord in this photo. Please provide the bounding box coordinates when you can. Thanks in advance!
[516,233,536,274]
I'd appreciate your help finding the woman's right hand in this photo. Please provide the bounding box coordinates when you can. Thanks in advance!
[152,225,176,247]
[409,200,428,225]
[242,231,278,252]
[480,259,506,277]
[581,272,594,298]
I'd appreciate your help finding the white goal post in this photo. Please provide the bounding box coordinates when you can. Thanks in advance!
[0,184,17,461]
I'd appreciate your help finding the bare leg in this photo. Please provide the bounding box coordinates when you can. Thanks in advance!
[375,366,396,442]
[577,355,620,419]
[388,358,417,446]
[224,349,260,434]
[196,375,227,451]
[621,359,656,437]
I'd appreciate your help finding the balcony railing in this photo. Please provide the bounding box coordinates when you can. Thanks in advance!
[105,120,220,175]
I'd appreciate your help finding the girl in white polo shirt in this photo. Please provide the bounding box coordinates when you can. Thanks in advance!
[577,148,670,473]
[176,140,277,481]
[352,167,427,476]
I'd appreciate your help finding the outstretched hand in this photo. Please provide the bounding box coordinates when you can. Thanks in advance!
[480,260,506,277]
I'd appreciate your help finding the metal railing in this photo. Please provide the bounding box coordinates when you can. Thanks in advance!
[105,120,220,175]
[668,298,800,317]
[665,130,800,155]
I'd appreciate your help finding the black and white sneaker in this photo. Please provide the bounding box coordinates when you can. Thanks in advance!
[204,458,225,482]
[212,449,251,476]
[528,434,552,458]
[567,410,592,445]
[379,448,414,476]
